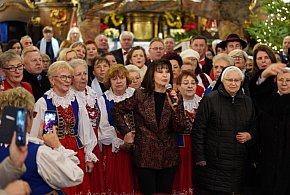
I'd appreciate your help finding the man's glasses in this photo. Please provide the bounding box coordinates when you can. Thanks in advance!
[3,64,24,72]
[150,47,164,51]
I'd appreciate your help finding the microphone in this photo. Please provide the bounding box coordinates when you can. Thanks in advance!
[165,83,178,108]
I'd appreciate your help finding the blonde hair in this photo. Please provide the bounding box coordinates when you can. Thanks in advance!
[58,48,77,61]
[21,46,40,59]
[67,27,83,42]
[47,61,74,77]
[0,87,35,118]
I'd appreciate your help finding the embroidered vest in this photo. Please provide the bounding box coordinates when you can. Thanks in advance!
[43,95,83,148]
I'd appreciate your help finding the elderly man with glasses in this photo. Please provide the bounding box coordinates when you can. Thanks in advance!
[148,38,165,62]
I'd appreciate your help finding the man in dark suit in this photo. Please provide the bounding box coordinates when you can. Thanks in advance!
[21,46,50,101]
[111,31,134,65]
[190,35,213,75]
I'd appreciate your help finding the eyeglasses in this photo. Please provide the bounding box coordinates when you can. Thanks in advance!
[3,64,24,72]
[150,47,164,51]
[231,56,244,60]
[54,75,72,81]
[182,81,197,85]
[277,78,290,84]
[224,78,242,83]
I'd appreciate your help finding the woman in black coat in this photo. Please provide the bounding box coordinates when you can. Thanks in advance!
[250,63,290,195]
[192,66,256,194]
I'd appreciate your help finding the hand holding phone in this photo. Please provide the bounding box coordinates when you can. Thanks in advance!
[43,111,57,134]
[9,132,28,168]
[15,108,27,146]
[0,106,27,146]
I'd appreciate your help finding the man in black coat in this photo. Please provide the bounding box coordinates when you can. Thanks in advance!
[111,31,134,65]
[21,46,50,101]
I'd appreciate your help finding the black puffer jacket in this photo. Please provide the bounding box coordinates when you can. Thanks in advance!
[192,84,256,193]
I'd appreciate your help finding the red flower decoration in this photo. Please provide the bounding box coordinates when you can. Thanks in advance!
[100,23,109,33]
[183,22,197,31]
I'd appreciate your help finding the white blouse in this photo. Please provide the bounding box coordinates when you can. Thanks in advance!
[29,136,84,189]
[31,89,97,162]
[183,95,202,113]
[91,78,104,98]
[98,87,135,152]
[139,65,147,81]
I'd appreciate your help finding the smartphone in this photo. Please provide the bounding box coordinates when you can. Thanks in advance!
[0,106,27,146]
[15,108,27,146]
[43,111,57,134]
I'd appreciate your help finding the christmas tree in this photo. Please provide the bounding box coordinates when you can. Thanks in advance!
[246,0,290,52]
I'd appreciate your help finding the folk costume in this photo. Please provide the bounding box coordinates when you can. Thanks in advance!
[31,89,97,195]
[73,86,106,195]
[0,136,83,195]
[98,87,136,194]
[172,95,201,195]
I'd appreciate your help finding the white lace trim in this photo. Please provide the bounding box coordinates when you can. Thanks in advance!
[183,95,202,113]
[104,87,135,103]
[73,86,97,107]
[45,89,76,108]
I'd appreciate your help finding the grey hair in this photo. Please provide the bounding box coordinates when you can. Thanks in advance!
[213,53,235,66]
[120,31,134,40]
[125,64,141,75]
[228,49,248,61]
[69,59,88,71]
[0,50,22,68]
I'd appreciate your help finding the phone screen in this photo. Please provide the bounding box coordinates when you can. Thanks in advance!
[43,111,57,134]
[15,108,27,146]
[0,106,27,145]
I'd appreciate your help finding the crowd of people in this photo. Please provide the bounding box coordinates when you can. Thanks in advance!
[0,25,290,195]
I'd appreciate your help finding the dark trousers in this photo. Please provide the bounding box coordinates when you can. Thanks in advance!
[136,166,177,195]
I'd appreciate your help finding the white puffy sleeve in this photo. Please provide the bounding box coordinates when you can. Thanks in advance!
[78,104,98,162]
[97,96,124,152]
[30,97,47,138]
[36,145,84,189]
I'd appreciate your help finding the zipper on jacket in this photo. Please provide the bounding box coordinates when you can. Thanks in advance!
[232,96,235,103]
